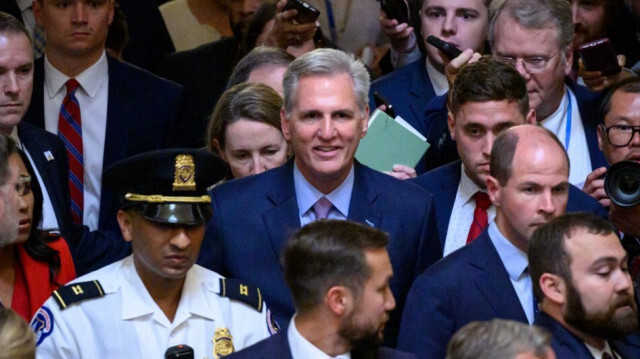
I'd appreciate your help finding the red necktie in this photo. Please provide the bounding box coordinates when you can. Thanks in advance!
[58,79,83,224]
[466,192,491,244]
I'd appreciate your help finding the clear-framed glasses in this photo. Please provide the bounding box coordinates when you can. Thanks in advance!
[601,124,640,147]
[495,50,561,73]
[15,174,31,196]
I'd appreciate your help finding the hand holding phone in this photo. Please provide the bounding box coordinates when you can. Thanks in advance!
[578,38,622,76]
[426,35,462,59]
[283,0,320,24]
[379,0,410,25]
[374,92,396,118]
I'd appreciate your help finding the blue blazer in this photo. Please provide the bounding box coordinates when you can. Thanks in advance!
[227,331,418,359]
[410,160,609,249]
[198,159,442,346]
[17,122,73,234]
[23,55,185,273]
[397,230,528,359]
[534,311,640,359]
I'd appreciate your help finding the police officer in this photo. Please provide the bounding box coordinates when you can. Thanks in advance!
[31,148,277,358]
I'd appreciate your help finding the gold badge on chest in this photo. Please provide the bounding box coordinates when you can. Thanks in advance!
[212,327,234,358]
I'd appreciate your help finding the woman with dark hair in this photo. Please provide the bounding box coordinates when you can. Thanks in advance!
[0,150,75,321]
[207,82,289,180]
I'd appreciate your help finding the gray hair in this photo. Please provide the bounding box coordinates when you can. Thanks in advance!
[227,46,295,89]
[282,48,370,117]
[446,319,552,359]
[489,0,573,53]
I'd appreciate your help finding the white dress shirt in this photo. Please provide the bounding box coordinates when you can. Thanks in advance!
[585,341,618,359]
[539,86,592,186]
[443,164,496,256]
[425,57,449,96]
[43,52,109,230]
[288,315,350,359]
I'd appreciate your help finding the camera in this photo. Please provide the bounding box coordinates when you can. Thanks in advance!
[604,160,640,207]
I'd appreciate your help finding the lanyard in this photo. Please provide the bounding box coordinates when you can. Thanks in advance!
[324,0,338,43]
[564,89,572,151]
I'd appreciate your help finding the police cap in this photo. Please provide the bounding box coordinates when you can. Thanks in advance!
[102,148,226,225]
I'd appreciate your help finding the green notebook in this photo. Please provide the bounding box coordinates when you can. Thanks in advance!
[355,109,430,172]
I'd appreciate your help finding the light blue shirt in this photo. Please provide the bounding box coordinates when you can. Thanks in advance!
[488,222,536,324]
[288,315,350,359]
[293,163,354,227]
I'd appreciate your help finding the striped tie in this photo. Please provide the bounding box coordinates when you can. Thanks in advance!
[58,79,83,224]
[313,197,333,220]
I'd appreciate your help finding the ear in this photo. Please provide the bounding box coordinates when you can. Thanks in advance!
[597,124,604,152]
[486,175,500,206]
[360,105,370,138]
[448,111,456,142]
[526,109,536,125]
[212,139,227,162]
[107,0,115,26]
[281,107,292,141]
[325,286,352,317]
[539,273,566,305]
[563,46,574,77]
[117,210,134,243]
[33,0,44,27]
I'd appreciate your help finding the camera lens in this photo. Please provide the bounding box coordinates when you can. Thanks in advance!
[605,161,640,207]
[620,174,640,195]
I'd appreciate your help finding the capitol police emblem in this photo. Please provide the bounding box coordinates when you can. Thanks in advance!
[173,154,196,191]
[212,327,234,358]
[30,306,54,346]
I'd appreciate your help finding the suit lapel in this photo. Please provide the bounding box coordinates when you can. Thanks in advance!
[263,161,302,267]
[470,232,529,322]
[435,162,462,248]
[408,60,436,128]
[347,163,382,229]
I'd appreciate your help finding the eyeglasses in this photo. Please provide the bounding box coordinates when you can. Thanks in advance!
[15,175,31,197]
[601,124,640,147]
[495,50,561,73]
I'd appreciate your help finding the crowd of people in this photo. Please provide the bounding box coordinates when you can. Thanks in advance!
[0,0,639,358]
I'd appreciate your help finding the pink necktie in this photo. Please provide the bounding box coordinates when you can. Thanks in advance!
[313,197,333,220]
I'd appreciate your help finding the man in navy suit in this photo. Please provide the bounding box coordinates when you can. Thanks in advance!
[0,13,71,237]
[199,48,441,347]
[529,212,640,359]
[399,125,571,359]
[489,0,606,185]
[369,0,489,175]
[410,57,606,255]
[228,220,417,359]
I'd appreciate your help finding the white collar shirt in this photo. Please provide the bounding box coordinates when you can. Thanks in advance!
[42,52,108,230]
[288,315,350,359]
[443,163,496,256]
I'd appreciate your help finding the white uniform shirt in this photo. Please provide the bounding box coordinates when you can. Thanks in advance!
[32,256,274,359]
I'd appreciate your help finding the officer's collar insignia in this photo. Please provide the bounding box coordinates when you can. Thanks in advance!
[173,154,196,191]
[212,327,234,358]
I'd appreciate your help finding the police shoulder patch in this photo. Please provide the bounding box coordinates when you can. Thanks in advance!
[219,278,262,311]
[31,306,54,346]
[52,280,105,310]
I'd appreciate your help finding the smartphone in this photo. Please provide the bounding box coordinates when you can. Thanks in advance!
[283,0,320,24]
[380,0,409,25]
[578,38,621,76]
[165,345,194,359]
[374,92,396,118]
[426,35,462,59]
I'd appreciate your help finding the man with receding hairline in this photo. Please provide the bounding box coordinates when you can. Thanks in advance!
[399,124,572,359]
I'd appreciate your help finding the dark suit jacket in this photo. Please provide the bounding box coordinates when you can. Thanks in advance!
[17,122,72,234]
[162,37,240,148]
[227,330,418,359]
[23,55,184,272]
[397,230,529,359]
[534,311,640,359]
[410,160,609,249]
[198,159,442,347]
